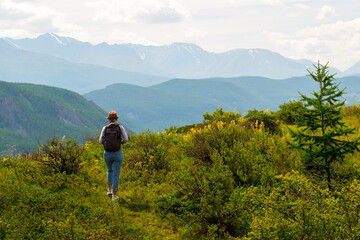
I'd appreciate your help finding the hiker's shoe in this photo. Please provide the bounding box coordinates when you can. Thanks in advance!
[107,189,112,196]
[112,195,119,201]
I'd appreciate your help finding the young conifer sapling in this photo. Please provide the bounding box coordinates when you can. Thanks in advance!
[289,62,359,190]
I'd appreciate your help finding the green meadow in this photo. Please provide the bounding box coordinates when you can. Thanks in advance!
[2,103,360,239]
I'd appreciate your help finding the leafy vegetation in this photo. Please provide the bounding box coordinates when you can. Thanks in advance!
[34,136,86,175]
[275,100,304,125]
[3,96,360,239]
[244,108,280,133]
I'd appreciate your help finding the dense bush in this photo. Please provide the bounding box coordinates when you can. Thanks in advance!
[244,109,280,133]
[123,130,183,185]
[245,172,360,239]
[184,120,250,163]
[157,154,245,239]
[35,136,85,175]
[203,108,242,124]
[223,127,301,187]
[156,116,304,238]
[275,100,304,124]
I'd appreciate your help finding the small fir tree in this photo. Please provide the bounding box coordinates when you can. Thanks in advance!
[289,62,359,190]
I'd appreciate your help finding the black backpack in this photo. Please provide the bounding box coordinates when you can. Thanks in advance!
[103,123,122,152]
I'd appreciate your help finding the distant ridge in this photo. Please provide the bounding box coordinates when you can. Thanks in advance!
[84,75,360,133]
[345,61,360,76]
[4,33,343,80]
[0,38,168,94]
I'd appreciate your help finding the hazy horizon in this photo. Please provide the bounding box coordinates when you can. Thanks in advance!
[0,0,359,71]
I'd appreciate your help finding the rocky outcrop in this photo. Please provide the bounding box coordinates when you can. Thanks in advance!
[0,96,28,135]
[55,103,85,127]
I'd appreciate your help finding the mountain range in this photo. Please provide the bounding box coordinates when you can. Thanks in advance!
[0,38,167,94]
[3,33,356,82]
[2,32,360,140]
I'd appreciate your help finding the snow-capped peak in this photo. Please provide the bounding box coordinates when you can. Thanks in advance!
[3,38,22,49]
[248,49,259,58]
[48,32,67,46]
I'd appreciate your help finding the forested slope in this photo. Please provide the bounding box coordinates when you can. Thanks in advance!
[0,80,109,154]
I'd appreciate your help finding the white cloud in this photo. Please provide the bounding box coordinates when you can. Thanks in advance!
[223,0,236,4]
[0,0,80,38]
[262,0,285,7]
[262,17,360,70]
[11,0,36,2]
[108,30,154,45]
[0,0,54,19]
[317,5,336,20]
[87,0,190,24]
[287,11,302,18]
[294,3,311,10]
[185,27,207,38]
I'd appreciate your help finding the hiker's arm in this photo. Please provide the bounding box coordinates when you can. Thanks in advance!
[99,126,106,144]
[120,125,128,144]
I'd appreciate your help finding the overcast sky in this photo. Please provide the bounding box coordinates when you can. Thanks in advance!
[0,0,359,71]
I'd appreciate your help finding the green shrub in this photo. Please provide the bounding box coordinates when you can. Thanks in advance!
[276,100,305,124]
[35,136,86,175]
[244,109,280,133]
[184,120,250,164]
[158,118,303,238]
[222,128,301,187]
[124,130,183,184]
[184,117,300,187]
[157,154,246,239]
[203,108,242,124]
[246,172,360,239]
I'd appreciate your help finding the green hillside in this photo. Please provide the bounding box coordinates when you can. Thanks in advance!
[84,83,227,132]
[151,78,270,110]
[0,80,111,154]
[85,75,360,133]
[203,76,316,100]
[83,78,279,132]
[155,76,324,104]
[335,76,360,104]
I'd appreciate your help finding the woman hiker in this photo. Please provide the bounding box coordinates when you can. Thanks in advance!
[99,111,128,200]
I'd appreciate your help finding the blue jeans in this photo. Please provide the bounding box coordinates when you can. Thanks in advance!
[104,149,124,192]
